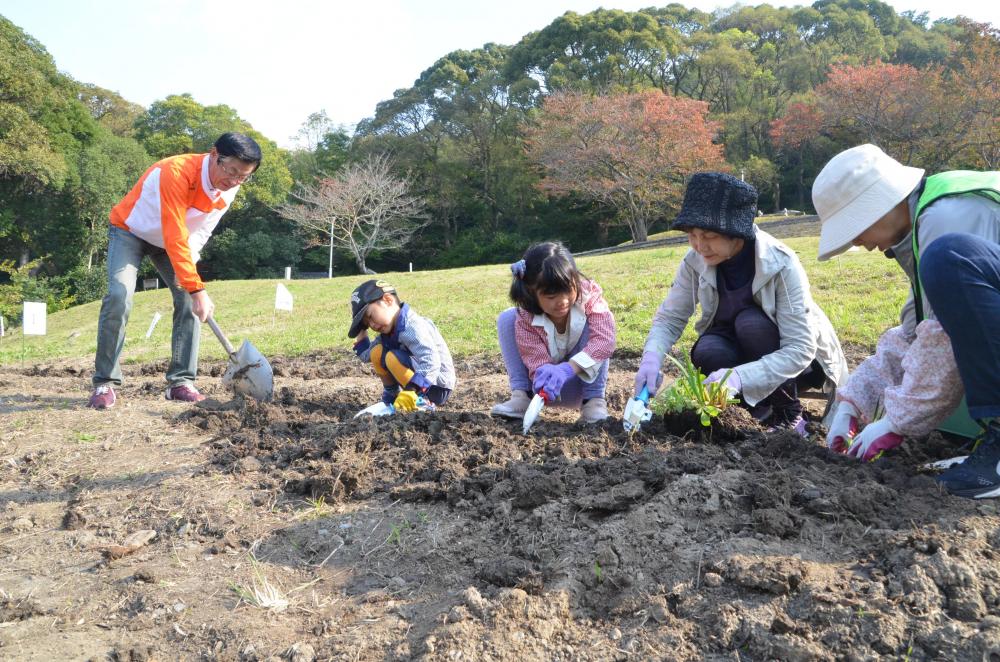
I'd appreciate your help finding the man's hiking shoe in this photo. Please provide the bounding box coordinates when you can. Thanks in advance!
[165,384,206,403]
[491,391,531,419]
[578,397,609,424]
[937,425,1000,499]
[88,384,116,410]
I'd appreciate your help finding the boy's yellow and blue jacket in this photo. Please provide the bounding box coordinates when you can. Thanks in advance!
[353,304,456,391]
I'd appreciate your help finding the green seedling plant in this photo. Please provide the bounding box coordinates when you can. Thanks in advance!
[654,354,740,427]
[387,520,412,546]
[294,495,332,521]
[230,554,289,613]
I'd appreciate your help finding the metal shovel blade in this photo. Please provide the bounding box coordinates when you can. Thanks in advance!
[921,455,968,472]
[222,339,274,402]
[623,399,653,433]
[353,402,395,418]
[522,392,547,434]
[207,317,273,402]
[623,386,653,433]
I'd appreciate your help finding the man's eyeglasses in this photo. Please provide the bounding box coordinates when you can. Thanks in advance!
[216,156,255,184]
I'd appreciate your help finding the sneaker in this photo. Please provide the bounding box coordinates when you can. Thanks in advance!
[578,397,609,424]
[491,391,531,419]
[88,384,116,409]
[937,425,1000,499]
[767,414,808,438]
[165,384,206,403]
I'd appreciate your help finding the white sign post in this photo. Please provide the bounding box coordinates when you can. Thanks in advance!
[284,267,292,280]
[273,283,294,327]
[145,311,163,339]
[275,284,294,312]
[23,302,46,336]
[21,301,46,366]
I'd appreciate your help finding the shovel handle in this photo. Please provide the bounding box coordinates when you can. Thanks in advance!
[206,317,236,356]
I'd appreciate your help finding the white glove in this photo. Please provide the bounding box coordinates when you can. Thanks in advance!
[826,401,859,453]
[847,417,904,462]
[704,368,741,397]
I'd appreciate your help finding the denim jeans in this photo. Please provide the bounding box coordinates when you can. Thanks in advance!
[920,232,1000,420]
[496,307,609,408]
[93,225,200,387]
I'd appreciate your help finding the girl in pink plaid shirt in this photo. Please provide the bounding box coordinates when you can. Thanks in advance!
[491,242,617,424]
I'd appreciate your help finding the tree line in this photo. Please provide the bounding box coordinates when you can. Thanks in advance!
[1,1,999,323]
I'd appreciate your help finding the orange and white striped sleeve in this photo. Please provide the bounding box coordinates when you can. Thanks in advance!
[157,161,203,293]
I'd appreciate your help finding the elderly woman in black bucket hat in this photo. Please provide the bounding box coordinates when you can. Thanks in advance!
[633,172,848,435]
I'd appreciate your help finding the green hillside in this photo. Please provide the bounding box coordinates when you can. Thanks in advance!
[0,237,906,366]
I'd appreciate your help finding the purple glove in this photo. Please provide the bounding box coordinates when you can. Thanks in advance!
[533,362,577,399]
[847,417,903,461]
[826,401,860,453]
[634,351,664,396]
[704,368,741,396]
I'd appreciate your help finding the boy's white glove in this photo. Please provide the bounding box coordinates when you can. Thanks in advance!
[826,401,859,453]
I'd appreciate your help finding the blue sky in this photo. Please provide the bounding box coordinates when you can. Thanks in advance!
[2,0,998,148]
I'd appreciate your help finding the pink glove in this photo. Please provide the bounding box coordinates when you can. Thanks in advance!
[704,368,741,396]
[533,362,577,399]
[826,401,860,453]
[847,417,904,461]
[634,351,664,396]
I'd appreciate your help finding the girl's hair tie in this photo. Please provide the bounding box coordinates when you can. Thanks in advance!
[510,259,526,279]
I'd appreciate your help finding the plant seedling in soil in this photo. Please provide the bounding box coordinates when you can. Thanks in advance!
[387,520,412,546]
[230,555,289,613]
[594,560,603,584]
[295,495,332,521]
[654,354,740,426]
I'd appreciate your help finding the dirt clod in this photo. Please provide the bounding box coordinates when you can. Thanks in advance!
[2,351,993,660]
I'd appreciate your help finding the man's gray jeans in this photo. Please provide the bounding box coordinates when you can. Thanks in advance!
[93,225,200,387]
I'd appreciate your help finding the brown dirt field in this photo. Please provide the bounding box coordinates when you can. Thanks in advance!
[2,349,997,661]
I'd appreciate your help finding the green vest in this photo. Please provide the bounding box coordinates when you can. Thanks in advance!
[911,171,1000,321]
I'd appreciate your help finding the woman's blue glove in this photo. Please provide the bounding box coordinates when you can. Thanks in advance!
[533,362,577,399]
[634,351,664,397]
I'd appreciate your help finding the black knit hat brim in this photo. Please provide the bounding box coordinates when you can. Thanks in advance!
[671,172,758,240]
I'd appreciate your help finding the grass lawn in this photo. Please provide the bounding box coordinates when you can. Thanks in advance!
[618,213,815,245]
[0,237,906,366]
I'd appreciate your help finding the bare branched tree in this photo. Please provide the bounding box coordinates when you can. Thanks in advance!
[275,154,427,274]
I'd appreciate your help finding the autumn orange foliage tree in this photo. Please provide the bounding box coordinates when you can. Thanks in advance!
[525,90,725,243]
[772,20,1000,174]
[945,20,1000,169]
[813,61,960,168]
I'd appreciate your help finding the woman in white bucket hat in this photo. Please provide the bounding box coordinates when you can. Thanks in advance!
[812,143,1000,498]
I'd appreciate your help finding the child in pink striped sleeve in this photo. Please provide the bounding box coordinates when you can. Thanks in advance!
[491,241,616,424]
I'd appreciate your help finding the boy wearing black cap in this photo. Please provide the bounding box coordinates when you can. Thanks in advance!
[349,279,455,414]
[633,172,848,435]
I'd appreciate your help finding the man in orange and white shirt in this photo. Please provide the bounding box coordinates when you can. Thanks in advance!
[88,132,262,409]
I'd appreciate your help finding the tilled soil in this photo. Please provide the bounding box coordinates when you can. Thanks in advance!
[1,350,998,661]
